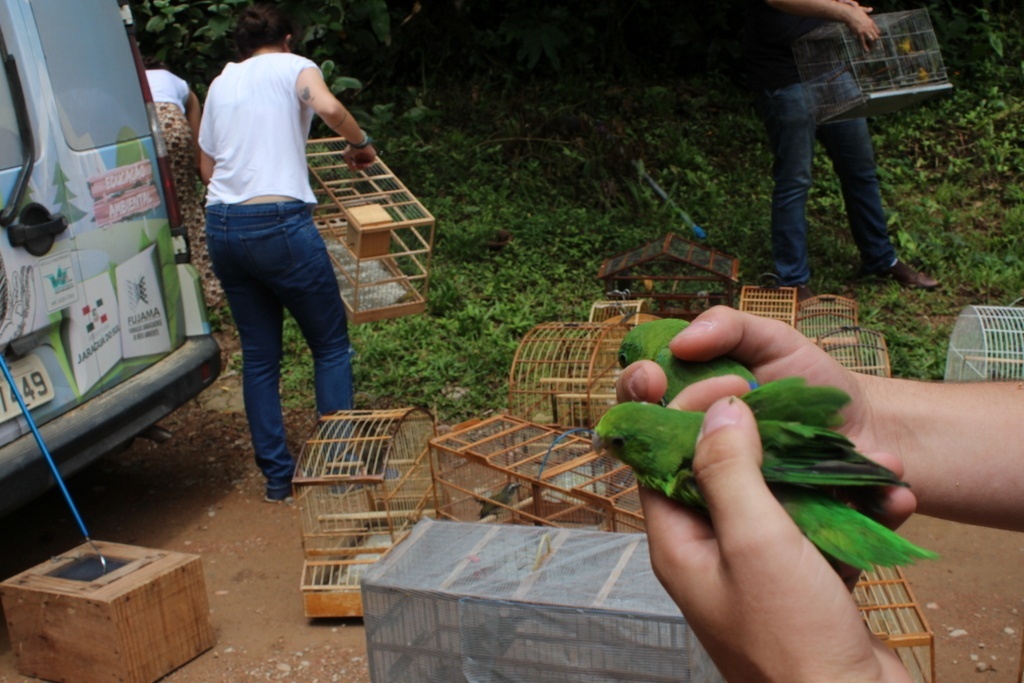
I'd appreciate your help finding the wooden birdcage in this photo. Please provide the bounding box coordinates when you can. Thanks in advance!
[793,9,951,123]
[291,407,436,617]
[588,297,651,324]
[307,137,435,323]
[738,285,798,326]
[817,326,892,377]
[430,414,644,534]
[597,234,740,321]
[796,294,860,340]
[855,565,934,683]
[507,322,627,429]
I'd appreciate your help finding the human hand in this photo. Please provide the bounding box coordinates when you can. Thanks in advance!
[840,2,881,51]
[642,396,914,683]
[616,306,916,531]
[343,144,377,172]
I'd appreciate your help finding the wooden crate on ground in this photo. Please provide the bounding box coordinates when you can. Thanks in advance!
[292,408,436,617]
[507,322,627,429]
[738,285,798,326]
[307,137,434,323]
[430,414,643,534]
[855,565,935,682]
[0,541,214,683]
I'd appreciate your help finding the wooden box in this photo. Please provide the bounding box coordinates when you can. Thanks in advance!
[0,541,214,683]
[343,203,394,258]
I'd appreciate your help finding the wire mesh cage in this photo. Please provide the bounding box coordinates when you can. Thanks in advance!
[507,322,628,429]
[430,414,643,533]
[307,137,435,323]
[597,234,740,321]
[796,294,860,340]
[588,297,651,324]
[793,9,952,123]
[291,407,436,617]
[854,565,934,683]
[816,326,892,377]
[361,519,724,683]
[737,285,798,326]
[944,305,1024,381]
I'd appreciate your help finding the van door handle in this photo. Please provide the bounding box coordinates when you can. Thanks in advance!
[7,203,69,256]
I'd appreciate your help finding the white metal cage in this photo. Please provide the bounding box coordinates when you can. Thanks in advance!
[793,10,951,122]
[945,305,1024,381]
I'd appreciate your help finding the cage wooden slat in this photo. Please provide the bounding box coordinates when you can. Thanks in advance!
[308,137,434,323]
[596,234,740,320]
[817,326,892,377]
[796,294,860,340]
[738,285,798,326]
[292,407,436,617]
[588,298,651,323]
[507,322,626,428]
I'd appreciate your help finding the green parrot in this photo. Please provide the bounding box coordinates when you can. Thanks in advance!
[592,398,937,570]
[618,318,848,428]
[618,317,757,397]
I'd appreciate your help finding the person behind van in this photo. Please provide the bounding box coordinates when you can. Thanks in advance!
[143,58,222,306]
[198,3,377,504]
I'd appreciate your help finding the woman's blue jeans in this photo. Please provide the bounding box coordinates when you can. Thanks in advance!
[206,201,354,497]
[754,83,897,286]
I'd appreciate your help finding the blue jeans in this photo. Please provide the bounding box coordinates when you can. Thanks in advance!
[754,83,897,286]
[206,202,354,497]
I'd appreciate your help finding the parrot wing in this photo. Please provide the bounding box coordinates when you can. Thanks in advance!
[742,377,850,428]
[758,419,904,489]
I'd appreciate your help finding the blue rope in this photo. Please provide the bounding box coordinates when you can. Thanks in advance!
[537,427,594,480]
[0,355,105,568]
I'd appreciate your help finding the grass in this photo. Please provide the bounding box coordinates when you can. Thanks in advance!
[213,72,1024,424]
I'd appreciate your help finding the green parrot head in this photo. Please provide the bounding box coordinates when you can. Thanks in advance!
[618,318,689,368]
[592,401,697,478]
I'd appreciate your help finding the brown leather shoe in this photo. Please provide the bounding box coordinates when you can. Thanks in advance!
[885,260,939,290]
[794,284,815,302]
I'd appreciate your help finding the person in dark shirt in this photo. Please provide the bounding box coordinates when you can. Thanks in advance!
[742,0,938,300]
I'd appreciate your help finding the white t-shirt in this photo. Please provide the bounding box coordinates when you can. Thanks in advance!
[146,69,190,113]
[199,53,319,206]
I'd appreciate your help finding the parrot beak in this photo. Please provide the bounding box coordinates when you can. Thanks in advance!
[591,432,604,454]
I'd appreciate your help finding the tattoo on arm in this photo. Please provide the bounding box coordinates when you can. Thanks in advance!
[300,86,313,102]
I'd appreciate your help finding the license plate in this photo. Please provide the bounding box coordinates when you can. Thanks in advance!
[0,355,55,425]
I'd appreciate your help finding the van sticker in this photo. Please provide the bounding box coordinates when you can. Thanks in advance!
[117,244,170,357]
[88,160,161,227]
[66,273,120,394]
[40,251,80,313]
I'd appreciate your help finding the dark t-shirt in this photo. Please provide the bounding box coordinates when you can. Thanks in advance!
[742,0,826,92]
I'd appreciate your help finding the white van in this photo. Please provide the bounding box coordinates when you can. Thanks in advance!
[0,0,221,516]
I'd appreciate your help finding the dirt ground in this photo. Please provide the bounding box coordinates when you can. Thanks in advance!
[0,336,1022,682]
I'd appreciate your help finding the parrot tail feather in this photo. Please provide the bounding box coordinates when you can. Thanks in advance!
[782,490,938,571]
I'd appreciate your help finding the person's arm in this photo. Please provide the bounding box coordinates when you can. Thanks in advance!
[643,396,914,683]
[199,150,215,186]
[766,0,880,49]
[617,306,1024,531]
[295,66,377,171]
[184,89,202,170]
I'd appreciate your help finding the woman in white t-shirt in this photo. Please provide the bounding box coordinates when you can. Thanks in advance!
[144,59,221,305]
[198,4,377,504]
